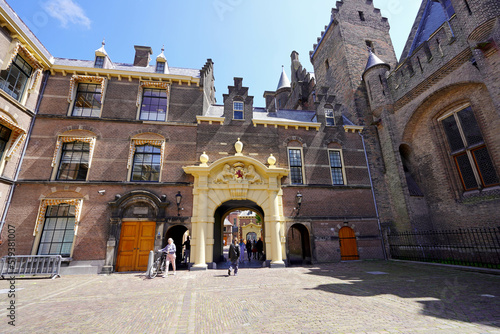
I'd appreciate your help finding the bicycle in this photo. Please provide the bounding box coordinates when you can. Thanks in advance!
[147,251,166,279]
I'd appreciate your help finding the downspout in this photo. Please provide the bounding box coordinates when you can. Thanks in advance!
[0,70,50,238]
[359,130,387,260]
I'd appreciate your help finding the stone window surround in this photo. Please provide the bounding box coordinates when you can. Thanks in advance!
[67,75,107,117]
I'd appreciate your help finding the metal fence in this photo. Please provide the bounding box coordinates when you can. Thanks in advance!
[388,228,500,269]
[0,255,62,279]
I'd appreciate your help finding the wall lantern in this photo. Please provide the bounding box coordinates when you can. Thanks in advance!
[295,191,302,216]
[176,191,183,216]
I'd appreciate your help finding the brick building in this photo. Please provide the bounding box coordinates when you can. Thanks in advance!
[0,0,498,274]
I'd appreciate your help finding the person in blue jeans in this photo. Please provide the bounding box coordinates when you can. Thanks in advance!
[228,238,240,276]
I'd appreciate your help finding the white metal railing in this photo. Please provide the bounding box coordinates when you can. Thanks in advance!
[0,255,62,279]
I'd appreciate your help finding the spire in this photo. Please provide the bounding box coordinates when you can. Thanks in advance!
[95,38,107,56]
[363,49,390,74]
[156,45,167,61]
[276,65,291,91]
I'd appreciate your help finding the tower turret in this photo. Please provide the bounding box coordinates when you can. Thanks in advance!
[362,50,392,118]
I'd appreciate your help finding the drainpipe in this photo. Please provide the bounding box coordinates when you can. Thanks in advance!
[359,130,387,260]
[0,70,50,238]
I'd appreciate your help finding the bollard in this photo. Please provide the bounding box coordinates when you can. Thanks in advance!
[146,250,154,276]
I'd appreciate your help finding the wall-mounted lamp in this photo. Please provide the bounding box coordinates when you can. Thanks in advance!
[98,190,106,195]
[161,194,167,202]
[176,191,183,216]
[295,191,302,216]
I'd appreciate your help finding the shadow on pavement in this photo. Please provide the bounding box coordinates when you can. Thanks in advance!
[305,261,500,328]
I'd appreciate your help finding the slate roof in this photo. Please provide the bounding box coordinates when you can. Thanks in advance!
[276,66,291,91]
[253,107,317,123]
[53,58,201,78]
[363,50,390,74]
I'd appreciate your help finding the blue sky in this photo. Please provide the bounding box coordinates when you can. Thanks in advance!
[11,0,421,106]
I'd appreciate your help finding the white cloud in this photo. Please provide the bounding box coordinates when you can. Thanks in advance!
[43,0,91,29]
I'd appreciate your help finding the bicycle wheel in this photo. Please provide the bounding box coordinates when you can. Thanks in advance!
[148,260,159,279]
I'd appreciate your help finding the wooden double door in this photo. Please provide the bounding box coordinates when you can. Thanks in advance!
[116,221,156,272]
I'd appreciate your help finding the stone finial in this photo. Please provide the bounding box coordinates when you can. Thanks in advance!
[200,152,209,166]
[268,154,276,168]
[235,138,243,156]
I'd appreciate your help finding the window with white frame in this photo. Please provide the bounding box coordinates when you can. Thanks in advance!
[131,144,162,182]
[0,55,32,101]
[440,105,499,191]
[329,150,345,185]
[288,148,304,185]
[325,108,335,126]
[37,203,76,257]
[233,101,244,120]
[139,88,168,121]
[94,56,105,68]
[72,83,102,117]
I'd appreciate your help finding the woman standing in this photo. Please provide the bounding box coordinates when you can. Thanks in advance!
[158,238,176,277]
[239,239,245,263]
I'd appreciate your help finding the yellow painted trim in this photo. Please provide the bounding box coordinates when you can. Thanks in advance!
[50,65,200,86]
[343,125,364,133]
[252,119,321,131]
[0,7,53,68]
[196,116,225,125]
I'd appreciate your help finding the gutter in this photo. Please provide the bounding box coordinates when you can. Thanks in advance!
[0,70,50,239]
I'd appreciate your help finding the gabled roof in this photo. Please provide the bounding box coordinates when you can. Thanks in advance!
[276,66,291,91]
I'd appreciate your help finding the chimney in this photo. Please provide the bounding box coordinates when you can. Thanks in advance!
[133,45,153,67]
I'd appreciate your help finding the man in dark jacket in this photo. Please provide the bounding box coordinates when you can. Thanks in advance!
[228,238,240,276]
[256,237,264,261]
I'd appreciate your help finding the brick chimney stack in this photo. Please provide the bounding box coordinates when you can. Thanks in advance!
[133,45,153,67]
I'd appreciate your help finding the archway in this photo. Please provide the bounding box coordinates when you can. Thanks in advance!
[165,225,189,268]
[213,200,264,265]
[183,148,289,270]
[286,223,312,265]
[339,227,359,260]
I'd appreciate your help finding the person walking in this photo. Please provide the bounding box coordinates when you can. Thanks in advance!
[246,239,252,261]
[158,238,176,277]
[239,239,245,264]
[183,236,191,265]
[228,238,240,276]
[256,237,264,261]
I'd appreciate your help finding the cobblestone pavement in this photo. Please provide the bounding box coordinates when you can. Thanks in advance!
[1,261,499,333]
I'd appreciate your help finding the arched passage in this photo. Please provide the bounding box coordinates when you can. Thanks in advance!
[286,223,311,265]
[165,225,189,268]
[213,200,264,264]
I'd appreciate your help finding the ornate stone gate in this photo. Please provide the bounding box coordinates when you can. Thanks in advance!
[183,140,289,269]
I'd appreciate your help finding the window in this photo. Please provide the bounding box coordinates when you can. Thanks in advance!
[441,106,499,191]
[329,150,345,185]
[325,59,330,70]
[140,88,168,121]
[56,141,89,181]
[359,11,365,21]
[94,56,105,68]
[155,62,165,74]
[131,144,161,182]
[72,83,102,117]
[0,55,32,101]
[325,108,335,126]
[288,148,304,184]
[233,101,244,120]
[37,204,76,257]
[0,124,12,159]
[366,40,375,53]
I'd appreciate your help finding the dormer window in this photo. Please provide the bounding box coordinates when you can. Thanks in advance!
[94,56,105,68]
[233,101,244,120]
[325,108,335,126]
[155,62,165,74]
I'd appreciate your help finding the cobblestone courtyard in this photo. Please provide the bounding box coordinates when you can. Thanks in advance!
[1,261,499,333]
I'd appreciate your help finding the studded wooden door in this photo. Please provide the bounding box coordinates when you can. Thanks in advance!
[116,221,156,272]
[339,227,359,261]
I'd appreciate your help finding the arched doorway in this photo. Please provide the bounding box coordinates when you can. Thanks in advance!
[213,200,264,265]
[339,227,359,260]
[165,225,189,268]
[286,224,311,265]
